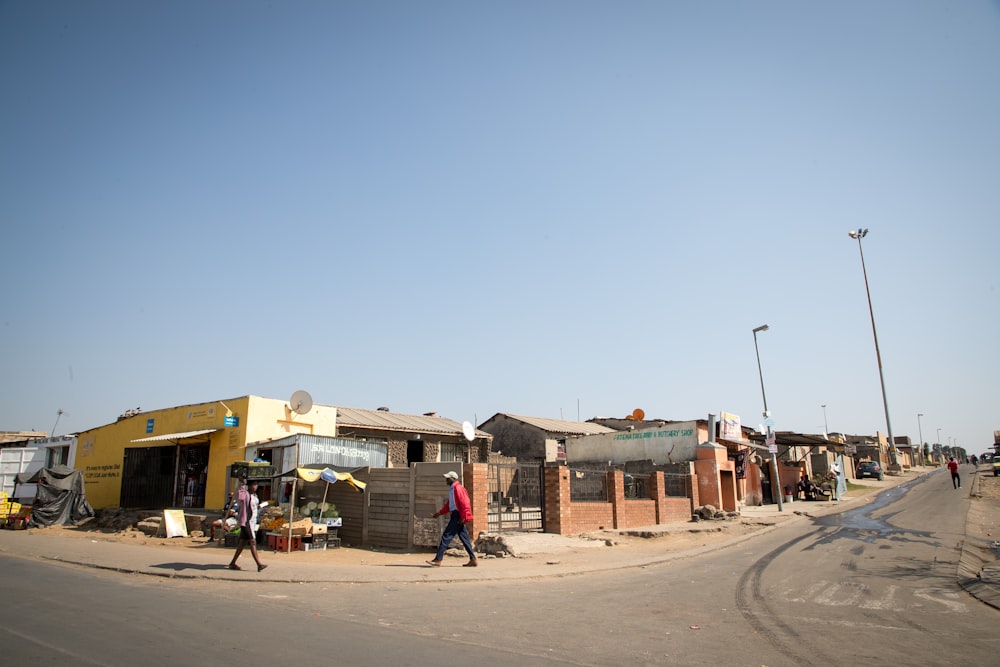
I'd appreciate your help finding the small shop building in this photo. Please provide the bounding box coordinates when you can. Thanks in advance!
[76,396,490,512]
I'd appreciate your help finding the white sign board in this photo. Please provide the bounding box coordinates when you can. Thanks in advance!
[163,510,188,538]
[567,421,699,464]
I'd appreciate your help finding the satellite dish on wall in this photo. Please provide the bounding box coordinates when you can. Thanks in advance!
[289,390,313,415]
[462,421,475,442]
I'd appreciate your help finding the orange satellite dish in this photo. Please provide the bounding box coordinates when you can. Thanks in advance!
[632,408,645,421]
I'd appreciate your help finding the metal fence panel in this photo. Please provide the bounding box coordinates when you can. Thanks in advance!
[487,463,543,532]
[661,473,690,498]
[569,468,609,502]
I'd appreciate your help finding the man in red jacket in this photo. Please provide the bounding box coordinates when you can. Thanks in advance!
[427,471,478,567]
[947,457,961,489]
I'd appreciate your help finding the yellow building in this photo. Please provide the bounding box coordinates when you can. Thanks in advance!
[76,396,337,510]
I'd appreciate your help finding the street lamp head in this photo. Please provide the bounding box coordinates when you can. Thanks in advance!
[848,228,868,239]
[753,324,770,333]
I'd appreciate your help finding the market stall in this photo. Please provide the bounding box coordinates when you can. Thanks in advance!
[262,466,366,553]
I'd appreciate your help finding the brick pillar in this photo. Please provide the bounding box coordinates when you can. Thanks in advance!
[607,470,626,529]
[543,464,570,535]
[649,471,667,524]
[462,463,489,538]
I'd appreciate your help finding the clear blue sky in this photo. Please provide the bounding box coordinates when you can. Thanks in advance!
[2,2,998,453]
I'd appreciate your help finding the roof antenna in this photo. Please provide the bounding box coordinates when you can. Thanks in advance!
[51,408,64,438]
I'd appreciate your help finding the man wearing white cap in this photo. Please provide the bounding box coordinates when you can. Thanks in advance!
[427,471,478,567]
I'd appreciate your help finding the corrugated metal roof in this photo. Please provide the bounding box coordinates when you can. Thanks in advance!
[131,429,218,442]
[335,407,488,438]
[503,414,616,436]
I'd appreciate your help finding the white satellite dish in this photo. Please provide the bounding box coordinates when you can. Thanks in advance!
[462,420,475,442]
[289,390,313,415]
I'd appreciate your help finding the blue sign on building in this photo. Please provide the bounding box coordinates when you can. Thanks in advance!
[224,415,239,427]
[146,418,155,433]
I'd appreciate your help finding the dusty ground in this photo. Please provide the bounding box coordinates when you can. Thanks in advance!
[17,474,957,560]
[25,513,779,563]
[977,473,1000,500]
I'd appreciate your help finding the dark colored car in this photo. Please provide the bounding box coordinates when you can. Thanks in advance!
[856,461,884,480]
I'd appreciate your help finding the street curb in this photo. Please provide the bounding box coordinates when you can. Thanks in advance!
[957,468,1000,610]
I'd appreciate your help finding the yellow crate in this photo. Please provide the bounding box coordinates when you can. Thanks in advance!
[0,502,22,519]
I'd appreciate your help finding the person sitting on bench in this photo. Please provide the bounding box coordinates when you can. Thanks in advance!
[797,475,818,500]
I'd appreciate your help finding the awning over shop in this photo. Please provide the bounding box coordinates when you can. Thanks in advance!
[295,467,366,493]
[130,429,219,443]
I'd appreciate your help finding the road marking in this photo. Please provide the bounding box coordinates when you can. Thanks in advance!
[776,616,907,630]
[784,580,969,614]
[912,588,968,613]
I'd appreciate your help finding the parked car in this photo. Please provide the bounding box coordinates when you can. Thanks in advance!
[856,461,884,480]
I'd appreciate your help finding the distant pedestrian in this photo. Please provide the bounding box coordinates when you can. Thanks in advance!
[427,471,478,567]
[229,478,267,572]
[947,457,961,489]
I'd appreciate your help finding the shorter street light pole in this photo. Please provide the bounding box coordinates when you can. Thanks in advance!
[753,324,783,512]
[917,413,925,465]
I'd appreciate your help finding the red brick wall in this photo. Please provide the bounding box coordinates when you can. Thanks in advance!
[620,499,657,527]
[563,501,614,533]
[543,465,570,534]
[542,465,696,535]
[660,497,693,523]
[607,470,626,528]
[462,463,489,538]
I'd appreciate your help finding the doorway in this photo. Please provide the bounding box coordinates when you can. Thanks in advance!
[175,444,209,508]
[407,440,424,466]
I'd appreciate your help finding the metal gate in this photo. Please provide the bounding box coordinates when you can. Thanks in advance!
[487,463,543,532]
[120,446,175,508]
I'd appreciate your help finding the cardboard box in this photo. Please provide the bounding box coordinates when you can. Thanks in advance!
[278,517,311,536]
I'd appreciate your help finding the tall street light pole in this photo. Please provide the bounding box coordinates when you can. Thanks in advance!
[917,413,925,465]
[848,228,897,467]
[752,324,783,512]
[821,404,829,435]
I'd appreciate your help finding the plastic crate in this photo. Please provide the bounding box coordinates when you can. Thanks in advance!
[304,534,326,551]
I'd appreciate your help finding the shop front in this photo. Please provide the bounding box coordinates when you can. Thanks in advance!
[119,433,213,509]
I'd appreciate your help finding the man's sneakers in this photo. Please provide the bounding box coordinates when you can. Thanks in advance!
[426,559,441,567]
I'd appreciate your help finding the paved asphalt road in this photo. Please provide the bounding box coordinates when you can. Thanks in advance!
[2,468,997,666]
